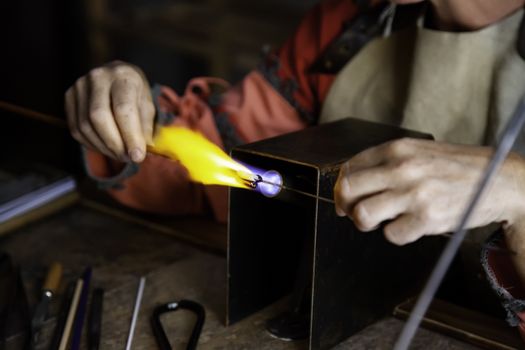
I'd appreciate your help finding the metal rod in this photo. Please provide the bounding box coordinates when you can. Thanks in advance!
[126,277,146,350]
[258,180,335,204]
[58,279,84,350]
[393,98,525,350]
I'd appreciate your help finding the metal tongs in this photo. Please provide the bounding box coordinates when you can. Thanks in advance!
[151,300,205,350]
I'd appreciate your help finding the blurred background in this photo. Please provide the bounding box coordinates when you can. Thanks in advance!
[0,0,318,175]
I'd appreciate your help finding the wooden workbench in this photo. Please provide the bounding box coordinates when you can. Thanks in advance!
[0,199,486,350]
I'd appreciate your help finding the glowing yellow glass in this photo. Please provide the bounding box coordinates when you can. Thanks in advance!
[149,127,253,189]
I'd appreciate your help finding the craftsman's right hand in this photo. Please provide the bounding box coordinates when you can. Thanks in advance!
[65,61,155,163]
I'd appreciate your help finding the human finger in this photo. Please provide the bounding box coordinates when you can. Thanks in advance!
[344,138,415,172]
[65,86,83,144]
[334,162,352,216]
[351,190,410,232]
[138,92,155,145]
[111,78,145,162]
[88,70,126,160]
[383,214,425,246]
[334,164,402,216]
[76,78,117,157]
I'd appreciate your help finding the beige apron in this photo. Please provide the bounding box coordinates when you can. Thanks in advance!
[320,9,525,149]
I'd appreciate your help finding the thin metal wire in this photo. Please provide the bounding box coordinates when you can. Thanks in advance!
[258,179,336,204]
[126,277,146,350]
[393,98,525,350]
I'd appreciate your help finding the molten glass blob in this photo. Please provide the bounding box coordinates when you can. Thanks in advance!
[258,170,282,197]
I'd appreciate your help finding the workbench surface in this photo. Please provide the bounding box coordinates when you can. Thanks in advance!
[2,203,482,349]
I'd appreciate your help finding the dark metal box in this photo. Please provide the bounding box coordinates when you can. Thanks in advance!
[227,118,443,349]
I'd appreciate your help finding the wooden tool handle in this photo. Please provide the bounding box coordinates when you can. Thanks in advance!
[43,262,63,293]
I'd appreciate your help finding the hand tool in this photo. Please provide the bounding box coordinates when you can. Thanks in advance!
[151,300,205,350]
[31,262,62,348]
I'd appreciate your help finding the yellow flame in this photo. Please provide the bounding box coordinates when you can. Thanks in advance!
[149,127,253,189]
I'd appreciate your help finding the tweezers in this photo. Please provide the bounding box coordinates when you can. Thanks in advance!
[151,300,205,350]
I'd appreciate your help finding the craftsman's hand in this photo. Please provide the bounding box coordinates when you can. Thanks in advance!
[65,61,155,162]
[334,138,525,245]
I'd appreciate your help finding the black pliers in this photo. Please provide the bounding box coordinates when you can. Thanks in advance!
[151,300,205,350]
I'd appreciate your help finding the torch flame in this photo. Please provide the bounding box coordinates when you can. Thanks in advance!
[149,127,253,189]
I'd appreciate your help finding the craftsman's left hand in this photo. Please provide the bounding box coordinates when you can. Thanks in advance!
[334,138,525,245]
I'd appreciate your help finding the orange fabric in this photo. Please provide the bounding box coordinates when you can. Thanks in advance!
[158,78,229,147]
[223,71,305,142]
[86,151,124,178]
[85,0,357,222]
[108,154,207,216]
[274,0,358,117]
